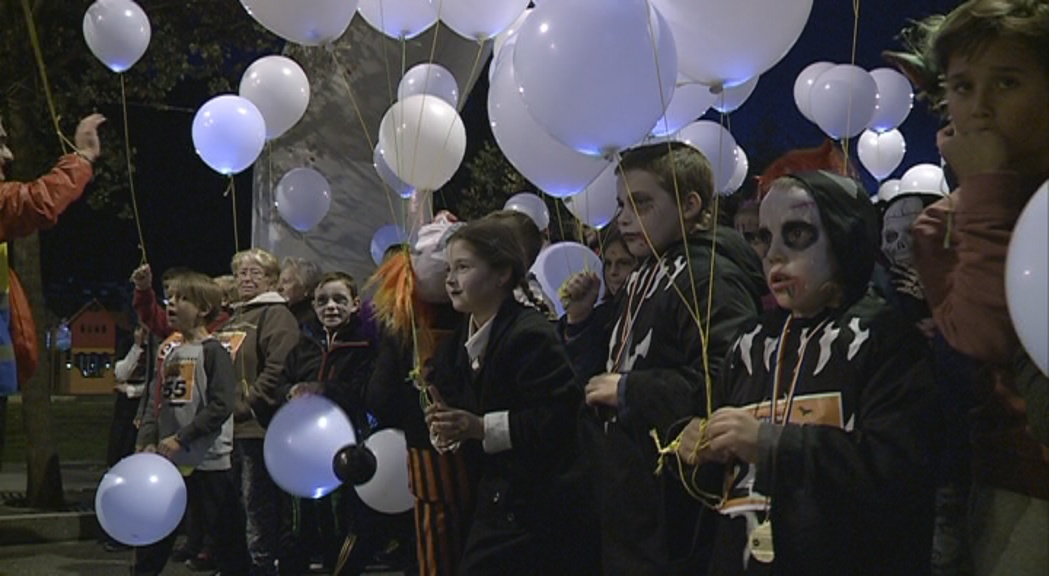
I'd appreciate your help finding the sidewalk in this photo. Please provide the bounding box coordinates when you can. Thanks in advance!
[0,460,105,546]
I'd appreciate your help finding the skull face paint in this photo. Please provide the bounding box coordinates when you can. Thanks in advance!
[881,196,925,268]
[759,184,839,318]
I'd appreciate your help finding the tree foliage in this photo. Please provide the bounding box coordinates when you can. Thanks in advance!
[452,141,581,242]
[1,0,279,215]
[0,0,277,509]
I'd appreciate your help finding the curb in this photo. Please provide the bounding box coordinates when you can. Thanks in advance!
[0,509,101,546]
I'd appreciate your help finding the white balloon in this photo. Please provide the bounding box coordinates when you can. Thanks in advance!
[712,76,759,114]
[721,145,749,196]
[95,454,186,546]
[371,224,410,265]
[513,0,677,156]
[373,141,415,199]
[868,68,914,133]
[378,95,467,191]
[674,120,738,193]
[857,129,906,181]
[491,8,531,64]
[489,31,518,82]
[504,192,550,231]
[191,95,267,175]
[489,51,610,197]
[275,168,332,232]
[900,164,949,196]
[355,429,414,514]
[1006,181,1049,374]
[240,0,359,45]
[264,395,357,499]
[435,0,530,40]
[563,163,619,229]
[793,61,834,122]
[83,0,151,73]
[398,63,460,107]
[877,179,902,203]
[239,55,311,140]
[651,81,718,137]
[809,64,878,139]
[654,0,813,86]
[531,242,605,317]
[358,0,438,39]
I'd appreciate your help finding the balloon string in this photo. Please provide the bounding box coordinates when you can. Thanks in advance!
[420,38,486,192]
[226,177,240,253]
[120,74,148,265]
[378,0,395,103]
[643,3,715,417]
[841,0,862,166]
[19,0,69,153]
[329,49,400,227]
[409,0,446,190]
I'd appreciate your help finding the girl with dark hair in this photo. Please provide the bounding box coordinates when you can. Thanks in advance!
[424,219,592,574]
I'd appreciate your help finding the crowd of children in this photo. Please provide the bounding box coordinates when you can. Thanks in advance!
[95,1,1047,575]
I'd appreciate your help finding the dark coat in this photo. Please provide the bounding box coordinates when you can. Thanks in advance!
[706,294,939,576]
[256,316,375,435]
[432,298,593,576]
[577,228,766,576]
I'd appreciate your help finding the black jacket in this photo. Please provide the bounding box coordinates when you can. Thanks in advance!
[256,317,375,434]
[580,228,766,576]
[432,298,592,575]
[706,294,939,576]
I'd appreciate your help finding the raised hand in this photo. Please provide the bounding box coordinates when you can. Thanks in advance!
[74,113,106,162]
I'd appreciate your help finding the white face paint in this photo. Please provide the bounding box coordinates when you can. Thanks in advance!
[759,184,838,318]
[881,196,925,267]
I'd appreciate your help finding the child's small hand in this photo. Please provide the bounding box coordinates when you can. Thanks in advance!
[584,373,620,408]
[706,408,762,465]
[130,264,152,291]
[938,123,1009,181]
[158,435,182,459]
[561,272,602,324]
[137,444,156,454]
[289,382,323,398]
[425,403,483,444]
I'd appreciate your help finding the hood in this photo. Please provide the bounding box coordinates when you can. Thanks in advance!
[786,171,880,308]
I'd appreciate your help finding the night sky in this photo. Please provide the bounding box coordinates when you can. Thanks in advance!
[38,0,961,316]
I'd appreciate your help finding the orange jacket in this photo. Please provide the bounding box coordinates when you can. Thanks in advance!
[912,171,1049,499]
[1,154,93,385]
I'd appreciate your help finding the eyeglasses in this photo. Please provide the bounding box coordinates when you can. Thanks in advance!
[236,268,266,280]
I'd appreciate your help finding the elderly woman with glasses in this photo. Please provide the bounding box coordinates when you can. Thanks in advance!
[214,247,301,576]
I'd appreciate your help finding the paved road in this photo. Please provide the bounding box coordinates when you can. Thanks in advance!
[0,540,403,575]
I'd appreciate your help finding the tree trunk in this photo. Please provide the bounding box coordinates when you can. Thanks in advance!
[11,234,64,510]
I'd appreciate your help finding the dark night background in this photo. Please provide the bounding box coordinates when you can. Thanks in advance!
[38,0,961,319]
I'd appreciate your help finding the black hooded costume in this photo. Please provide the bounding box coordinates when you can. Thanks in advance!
[569,224,767,575]
[704,172,940,576]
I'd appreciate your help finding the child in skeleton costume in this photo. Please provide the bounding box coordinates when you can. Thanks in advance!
[677,171,940,576]
[569,142,767,575]
[362,212,481,576]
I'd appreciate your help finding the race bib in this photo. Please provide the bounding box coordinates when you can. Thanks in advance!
[163,358,196,405]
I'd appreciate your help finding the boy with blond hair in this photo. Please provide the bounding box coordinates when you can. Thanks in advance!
[564,142,766,574]
[134,273,243,575]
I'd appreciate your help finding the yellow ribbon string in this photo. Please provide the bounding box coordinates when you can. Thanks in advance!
[329,49,401,228]
[225,177,240,253]
[841,0,863,164]
[120,74,148,265]
[19,0,68,153]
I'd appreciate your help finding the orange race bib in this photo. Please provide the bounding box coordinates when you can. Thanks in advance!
[163,358,196,405]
